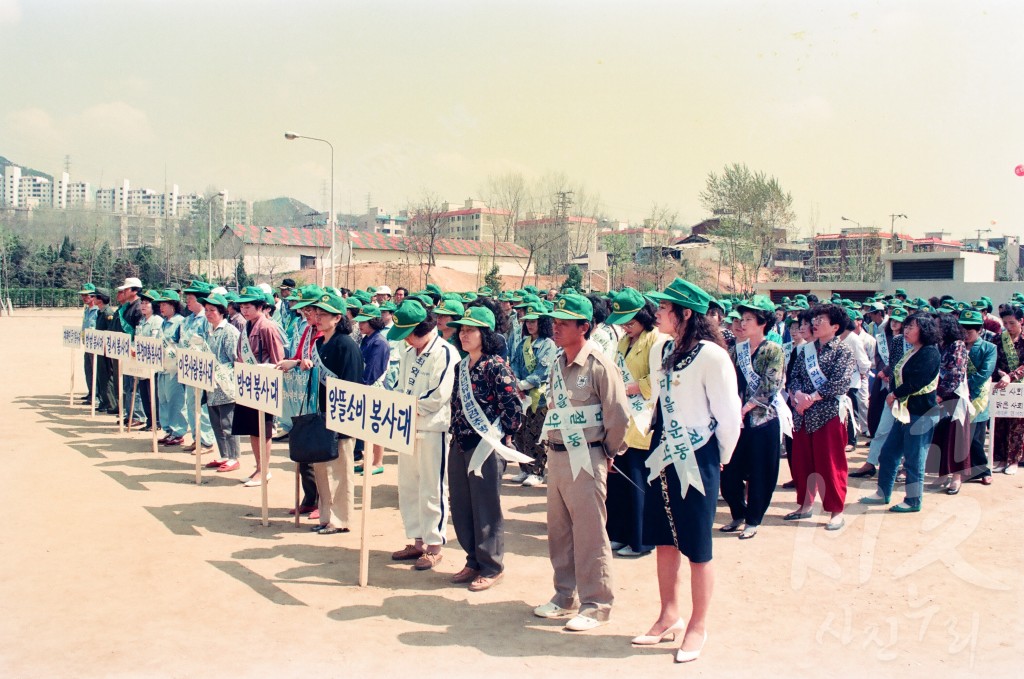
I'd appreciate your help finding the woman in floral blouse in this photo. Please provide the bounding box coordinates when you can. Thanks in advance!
[930,313,970,493]
[721,296,787,540]
[992,304,1024,475]
[447,306,523,592]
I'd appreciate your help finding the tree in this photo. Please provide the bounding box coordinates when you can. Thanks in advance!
[236,256,253,288]
[484,265,502,294]
[482,171,528,268]
[407,191,446,284]
[699,163,795,293]
[561,264,583,292]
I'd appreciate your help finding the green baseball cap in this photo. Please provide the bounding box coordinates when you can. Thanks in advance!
[290,285,326,309]
[434,298,465,317]
[498,291,516,302]
[895,288,908,296]
[310,291,348,315]
[726,310,742,322]
[160,289,181,302]
[353,289,372,305]
[543,294,593,322]
[477,286,494,296]
[647,277,714,315]
[736,294,776,315]
[354,304,382,322]
[235,285,266,304]
[425,283,444,297]
[183,279,213,295]
[78,283,96,295]
[448,305,496,331]
[459,291,479,304]
[200,292,231,310]
[959,309,984,327]
[514,293,542,309]
[607,288,647,325]
[523,285,540,296]
[140,288,163,303]
[379,301,397,312]
[521,301,550,321]
[387,300,429,341]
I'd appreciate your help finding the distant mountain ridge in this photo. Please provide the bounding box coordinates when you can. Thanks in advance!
[252,196,322,227]
[0,155,54,182]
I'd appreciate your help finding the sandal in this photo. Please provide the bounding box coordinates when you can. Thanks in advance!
[719,519,744,533]
[738,525,758,540]
[783,509,813,521]
[317,526,350,535]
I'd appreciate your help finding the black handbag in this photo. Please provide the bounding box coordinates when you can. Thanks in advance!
[288,372,338,464]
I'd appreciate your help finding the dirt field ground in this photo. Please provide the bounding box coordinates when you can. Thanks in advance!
[1,309,1020,678]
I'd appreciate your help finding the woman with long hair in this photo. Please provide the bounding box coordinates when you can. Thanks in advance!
[853,307,908,477]
[861,312,942,512]
[446,306,523,591]
[605,289,660,557]
[634,278,741,663]
[509,301,557,487]
[156,291,188,446]
[929,313,970,494]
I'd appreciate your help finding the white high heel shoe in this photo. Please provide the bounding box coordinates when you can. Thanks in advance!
[674,631,707,663]
[631,619,685,646]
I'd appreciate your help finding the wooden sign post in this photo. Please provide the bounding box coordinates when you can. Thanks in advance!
[177,347,216,484]
[134,337,166,454]
[235,363,283,527]
[104,331,132,434]
[324,378,417,587]
[82,329,106,418]
[62,327,83,405]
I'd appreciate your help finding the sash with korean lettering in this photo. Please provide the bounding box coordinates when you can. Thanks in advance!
[875,325,890,366]
[644,340,707,498]
[615,347,654,435]
[1001,331,1020,372]
[542,360,603,479]
[239,328,258,365]
[310,339,339,386]
[737,339,793,437]
[890,346,938,424]
[402,337,435,396]
[458,358,533,476]
[803,340,829,391]
[966,351,991,416]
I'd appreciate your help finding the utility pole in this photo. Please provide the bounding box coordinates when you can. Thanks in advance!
[889,213,907,232]
[975,227,992,248]
[554,190,573,276]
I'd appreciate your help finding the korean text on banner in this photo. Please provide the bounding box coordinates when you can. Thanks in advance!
[134,337,165,368]
[991,383,1024,418]
[62,326,82,348]
[323,378,417,454]
[234,363,283,416]
[104,331,132,360]
[176,348,216,390]
[82,329,106,355]
[123,358,152,378]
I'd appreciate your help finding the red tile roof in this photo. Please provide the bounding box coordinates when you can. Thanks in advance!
[233,226,528,257]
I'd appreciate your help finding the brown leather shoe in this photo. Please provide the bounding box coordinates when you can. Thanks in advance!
[414,552,443,570]
[391,544,424,561]
[468,572,504,592]
[450,567,480,584]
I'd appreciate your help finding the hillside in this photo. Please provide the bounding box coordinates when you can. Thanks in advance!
[252,196,319,228]
[0,155,53,182]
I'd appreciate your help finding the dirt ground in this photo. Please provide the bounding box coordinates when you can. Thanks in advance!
[1,309,1020,679]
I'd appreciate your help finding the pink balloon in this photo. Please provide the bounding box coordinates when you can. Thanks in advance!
[1016,164,1024,176]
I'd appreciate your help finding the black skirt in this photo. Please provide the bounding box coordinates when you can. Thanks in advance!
[231,403,274,437]
[642,435,721,564]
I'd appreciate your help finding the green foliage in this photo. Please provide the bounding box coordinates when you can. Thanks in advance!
[236,256,254,289]
[484,265,502,294]
[561,264,583,292]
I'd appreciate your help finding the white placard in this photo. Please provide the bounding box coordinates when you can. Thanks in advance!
[123,358,153,379]
[134,336,165,368]
[176,347,215,390]
[104,331,132,360]
[83,329,106,355]
[234,362,283,416]
[62,326,82,348]
[324,378,417,454]
[991,383,1024,418]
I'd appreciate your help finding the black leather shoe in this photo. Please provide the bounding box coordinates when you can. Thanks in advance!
[850,465,876,478]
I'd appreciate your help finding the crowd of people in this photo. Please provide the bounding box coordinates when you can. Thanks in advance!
[74,276,1021,664]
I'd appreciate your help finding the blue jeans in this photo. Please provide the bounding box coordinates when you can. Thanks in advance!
[867,405,895,466]
[158,373,188,437]
[877,413,939,507]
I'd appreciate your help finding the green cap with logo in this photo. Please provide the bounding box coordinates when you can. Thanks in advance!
[958,309,984,327]
[183,279,213,295]
[379,301,398,312]
[387,300,429,341]
[140,289,163,303]
[607,287,647,325]
[291,285,326,309]
[159,289,181,302]
[895,288,908,296]
[543,294,593,322]
[521,301,550,321]
[78,282,96,295]
[354,304,382,322]
[459,291,479,304]
[647,277,714,315]
[310,291,348,315]
[736,294,776,316]
[449,305,496,331]
[435,298,465,317]
[514,293,542,309]
[200,292,231,311]
[235,285,267,304]
[477,286,493,296]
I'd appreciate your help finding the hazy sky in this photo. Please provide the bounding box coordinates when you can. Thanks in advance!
[2,0,1023,240]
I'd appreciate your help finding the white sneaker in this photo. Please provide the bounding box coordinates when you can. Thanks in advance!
[533,602,576,619]
[564,615,608,632]
[510,470,529,484]
[609,541,626,551]
[521,473,543,487]
[1004,465,1018,475]
[616,545,651,558]
[243,472,272,487]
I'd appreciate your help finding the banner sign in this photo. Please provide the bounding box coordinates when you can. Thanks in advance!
[82,329,106,355]
[62,326,82,348]
[134,337,165,369]
[234,363,283,416]
[324,378,417,454]
[104,331,132,360]
[176,348,215,390]
[123,358,152,379]
[991,383,1024,418]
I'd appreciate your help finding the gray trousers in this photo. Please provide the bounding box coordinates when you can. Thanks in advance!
[208,403,240,460]
[84,353,93,399]
[546,447,614,620]
[449,437,506,577]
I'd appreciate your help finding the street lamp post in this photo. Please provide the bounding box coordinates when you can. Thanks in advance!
[208,190,226,282]
[284,132,336,288]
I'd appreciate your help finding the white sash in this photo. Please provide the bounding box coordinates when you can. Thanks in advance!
[240,329,258,366]
[542,360,602,479]
[616,347,654,435]
[644,340,708,498]
[458,358,533,476]
[738,338,793,436]
[310,340,339,385]
[402,338,434,396]
[876,327,890,365]
[803,341,829,391]
[951,376,975,424]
